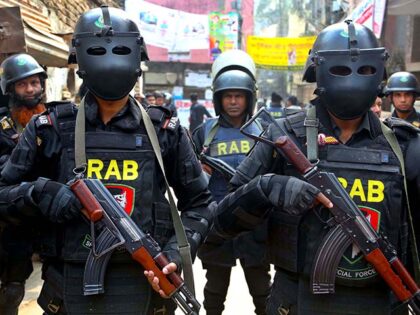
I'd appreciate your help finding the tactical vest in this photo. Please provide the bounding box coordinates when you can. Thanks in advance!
[203,118,259,202]
[36,102,180,314]
[198,118,266,267]
[267,112,407,287]
[266,106,285,119]
[46,103,175,261]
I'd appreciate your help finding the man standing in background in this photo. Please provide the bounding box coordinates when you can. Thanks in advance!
[192,50,270,315]
[266,92,285,118]
[385,71,420,127]
[0,53,49,315]
[189,92,212,133]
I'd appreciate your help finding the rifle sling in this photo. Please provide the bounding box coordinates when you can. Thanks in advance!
[305,106,319,162]
[380,122,420,283]
[203,119,219,152]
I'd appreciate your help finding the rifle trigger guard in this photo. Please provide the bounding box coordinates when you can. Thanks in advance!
[326,217,337,227]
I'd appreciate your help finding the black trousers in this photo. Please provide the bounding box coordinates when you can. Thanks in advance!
[39,262,176,315]
[203,260,271,315]
[0,228,33,315]
[266,269,407,315]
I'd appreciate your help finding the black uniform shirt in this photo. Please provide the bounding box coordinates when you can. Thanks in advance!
[391,109,420,128]
[329,109,374,145]
[0,94,213,260]
[189,102,212,132]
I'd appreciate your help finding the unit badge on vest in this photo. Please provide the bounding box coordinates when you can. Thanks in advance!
[163,117,179,131]
[318,133,339,146]
[0,117,13,130]
[337,206,381,280]
[105,184,135,216]
[412,121,420,128]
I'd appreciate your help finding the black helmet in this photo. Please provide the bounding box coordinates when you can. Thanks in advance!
[383,71,420,96]
[303,20,388,120]
[0,54,47,95]
[71,6,149,101]
[211,50,257,116]
[213,70,256,116]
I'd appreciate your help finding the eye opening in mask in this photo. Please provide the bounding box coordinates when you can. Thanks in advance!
[87,47,106,55]
[357,65,376,75]
[329,66,352,76]
[112,46,132,55]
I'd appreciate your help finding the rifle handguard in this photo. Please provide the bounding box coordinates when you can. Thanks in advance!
[71,180,103,222]
[275,137,313,174]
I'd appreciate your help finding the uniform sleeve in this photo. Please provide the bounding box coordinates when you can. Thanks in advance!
[215,122,285,238]
[162,126,214,263]
[203,106,212,118]
[191,124,205,155]
[0,116,61,224]
[231,123,282,189]
[1,118,39,183]
[0,119,41,223]
[404,135,420,255]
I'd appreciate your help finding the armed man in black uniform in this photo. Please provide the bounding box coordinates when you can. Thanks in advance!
[212,20,420,314]
[0,6,213,315]
[192,50,270,315]
[266,92,285,118]
[385,71,420,127]
[0,53,49,315]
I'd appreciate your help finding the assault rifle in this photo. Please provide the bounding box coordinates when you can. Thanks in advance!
[199,153,236,180]
[240,110,420,314]
[70,178,200,315]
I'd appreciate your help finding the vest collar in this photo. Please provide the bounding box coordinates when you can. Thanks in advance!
[84,93,141,131]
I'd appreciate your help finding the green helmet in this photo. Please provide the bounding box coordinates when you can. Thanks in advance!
[0,54,47,95]
[383,72,420,96]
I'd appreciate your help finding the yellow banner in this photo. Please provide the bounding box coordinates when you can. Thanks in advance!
[246,36,316,70]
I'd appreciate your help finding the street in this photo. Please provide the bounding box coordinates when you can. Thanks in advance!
[19,261,273,315]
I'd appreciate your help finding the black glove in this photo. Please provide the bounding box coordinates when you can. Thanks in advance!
[32,178,82,223]
[264,175,320,215]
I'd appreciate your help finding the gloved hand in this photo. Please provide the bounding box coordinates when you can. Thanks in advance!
[263,175,320,215]
[32,178,82,223]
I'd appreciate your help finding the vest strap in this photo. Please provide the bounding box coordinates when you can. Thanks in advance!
[137,101,196,295]
[74,97,87,172]
[305,106,319,162]
[203,119,219,153]
[380,122,420,283]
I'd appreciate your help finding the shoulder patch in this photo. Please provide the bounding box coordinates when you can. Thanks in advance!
[285,111,307,137]
[162,117,179,131]
[0,117,14,130]
[384,117,420,135]
[50,102,76,119]
[35,114,53,128]
[147,106,170,123]
[46,100,74,108]
[412,121,420,128]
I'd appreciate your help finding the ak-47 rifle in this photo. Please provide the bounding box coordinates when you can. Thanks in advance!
[240,109,420,314]
[199,153,236,180]
[70,178,200,315]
